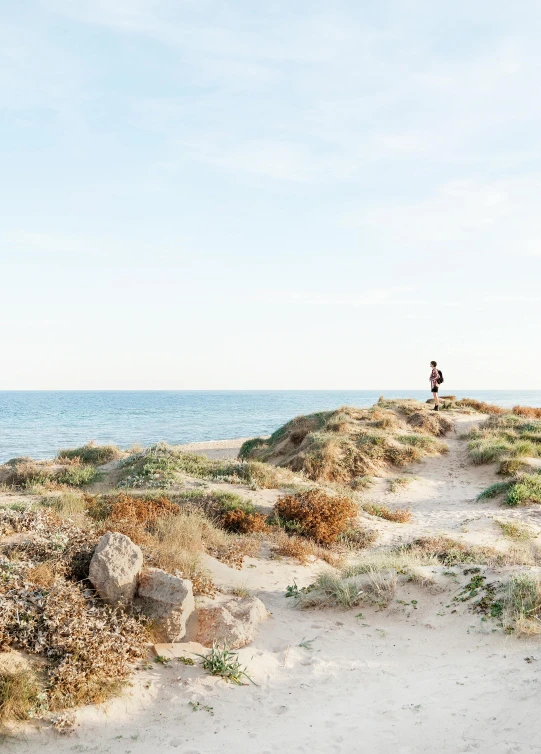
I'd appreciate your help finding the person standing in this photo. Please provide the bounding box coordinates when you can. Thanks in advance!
[430,360,440,410]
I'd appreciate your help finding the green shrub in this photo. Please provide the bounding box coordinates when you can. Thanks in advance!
[57,465,100,488]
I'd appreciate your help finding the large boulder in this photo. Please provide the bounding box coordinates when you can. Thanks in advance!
[137,568,194,642]
[195,596,268,649]
[89,532,143,604]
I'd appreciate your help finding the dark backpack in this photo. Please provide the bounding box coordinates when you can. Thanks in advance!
[437,370,444,385]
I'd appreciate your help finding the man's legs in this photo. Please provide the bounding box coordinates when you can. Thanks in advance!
[432,391,439,410]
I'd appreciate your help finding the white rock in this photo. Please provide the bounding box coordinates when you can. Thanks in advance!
[89,531,143,604]
[137,567,194,642]
[195,596,268,649]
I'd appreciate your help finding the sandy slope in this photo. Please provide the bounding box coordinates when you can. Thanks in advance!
[4,414,541,754]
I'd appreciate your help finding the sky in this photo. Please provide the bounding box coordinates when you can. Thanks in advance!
[2,0,541,390]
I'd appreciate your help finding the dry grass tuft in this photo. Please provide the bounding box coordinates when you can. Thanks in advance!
[496,520,537,541]
[455,399,506,415]
[361,502,412,523]
[0,666,42,727]
[504,573,541,635]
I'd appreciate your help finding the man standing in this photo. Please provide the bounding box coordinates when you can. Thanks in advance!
[430,360,440,410]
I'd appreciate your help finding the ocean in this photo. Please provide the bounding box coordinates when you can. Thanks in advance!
[1,390,541,463]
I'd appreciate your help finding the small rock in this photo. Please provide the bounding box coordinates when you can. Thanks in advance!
[89,531,143,604]
[195,595,268,649]
[138,568,194,642]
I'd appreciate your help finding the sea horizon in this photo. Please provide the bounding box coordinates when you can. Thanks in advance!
[2,389,541,463]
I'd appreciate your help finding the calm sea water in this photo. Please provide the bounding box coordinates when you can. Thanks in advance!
[1,390,541,463]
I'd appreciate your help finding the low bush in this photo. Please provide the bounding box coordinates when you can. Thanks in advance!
[274,489,358,545]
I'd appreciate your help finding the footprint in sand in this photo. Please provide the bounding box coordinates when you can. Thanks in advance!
[273,705,289,715]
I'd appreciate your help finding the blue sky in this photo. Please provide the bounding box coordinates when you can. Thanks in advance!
[2,1,540,389]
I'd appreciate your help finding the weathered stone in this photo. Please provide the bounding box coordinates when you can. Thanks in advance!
[137,568,194,642]
[195,596,268,649]
[89,532,143,604]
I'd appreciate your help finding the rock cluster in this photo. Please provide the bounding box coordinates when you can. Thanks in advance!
[88,531,267,647]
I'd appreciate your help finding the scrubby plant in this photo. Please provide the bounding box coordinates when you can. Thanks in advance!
[57,441,122,465]
[273,488,358,545]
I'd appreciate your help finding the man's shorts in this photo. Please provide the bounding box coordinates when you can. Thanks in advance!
[431,385,439,393]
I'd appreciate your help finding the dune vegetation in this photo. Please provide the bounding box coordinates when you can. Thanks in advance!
[3,398,541,734]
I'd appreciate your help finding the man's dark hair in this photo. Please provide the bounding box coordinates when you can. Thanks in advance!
[430,360,437,367]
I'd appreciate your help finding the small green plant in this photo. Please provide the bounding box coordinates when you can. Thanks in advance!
[388,476,415,493]
[298,638,315,650]
[285,582,315,598]
[178,656,195,666]
[189,701,214,714]
[154,655,171,665]
[197,644,255,685]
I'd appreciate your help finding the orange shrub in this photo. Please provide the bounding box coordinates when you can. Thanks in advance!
[218,508,268,534]
[513,405,541,419]
[86,493,178,526]
[274,489,358,545]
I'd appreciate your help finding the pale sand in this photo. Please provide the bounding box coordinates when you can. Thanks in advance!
[176,438,249,460]
[5,414,541,753]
